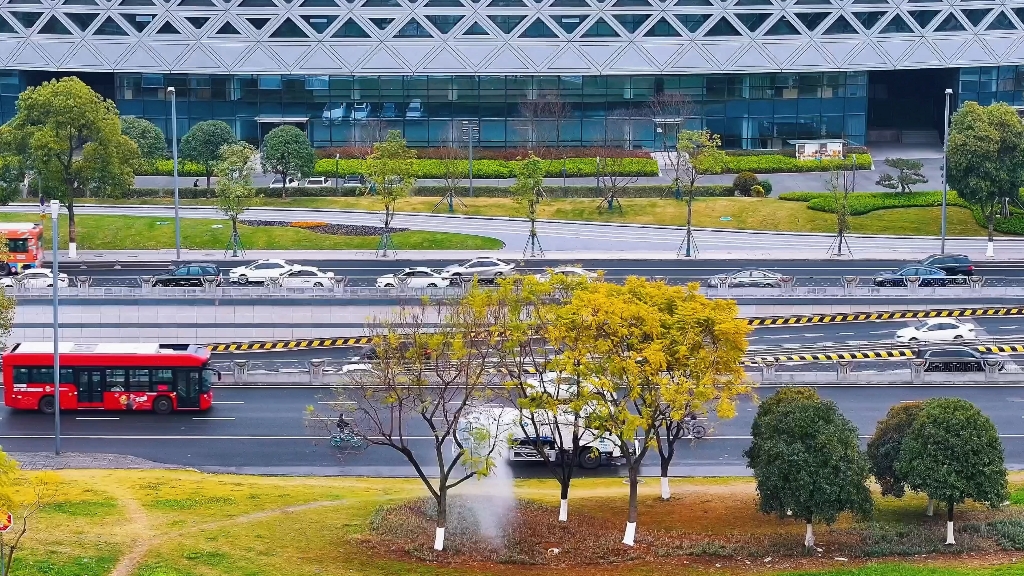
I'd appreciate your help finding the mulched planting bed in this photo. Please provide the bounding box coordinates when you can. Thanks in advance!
[365,495,1024,573]
[238,219,409,236]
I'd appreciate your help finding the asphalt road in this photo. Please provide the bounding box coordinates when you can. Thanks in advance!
[4,384,1024,475]
[38,257,1024,288]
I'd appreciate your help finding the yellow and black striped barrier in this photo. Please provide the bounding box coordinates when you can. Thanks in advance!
[743,348,915,365]
[207,336,374,353]
[977,344,1024,353]
[747,307,1024,326]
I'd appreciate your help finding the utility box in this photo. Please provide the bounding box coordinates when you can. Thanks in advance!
[790,139,845,160]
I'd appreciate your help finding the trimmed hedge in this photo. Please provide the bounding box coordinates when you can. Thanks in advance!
[723,146,869,158]
[779,191,1024,235]
[721,154,872,174]
[139,159,208,177]
[312,157,660,179]
[315,146,651,161]
[113,184,735,200]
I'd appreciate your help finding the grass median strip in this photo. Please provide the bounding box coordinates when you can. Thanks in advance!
[13,469,1024,576]
[0,213,503,251]
[72,196,991,236]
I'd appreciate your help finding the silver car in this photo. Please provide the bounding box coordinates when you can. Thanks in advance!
[440,258,515,282]
[708,269,785,288]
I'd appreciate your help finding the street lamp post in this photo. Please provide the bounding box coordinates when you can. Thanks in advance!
[941,87,953,255]
[167,87,181,261]
[50,200,61,455]
[460,121,479,198]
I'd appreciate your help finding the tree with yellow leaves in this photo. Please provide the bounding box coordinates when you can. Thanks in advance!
[547,278,749,545]
[0,451,57,576]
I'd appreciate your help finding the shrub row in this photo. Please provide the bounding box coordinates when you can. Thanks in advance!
[314,146,652,161]
[721,154,872,174]
[114,184,735,200]
[724,146,869,157]
[779,190,1024,235]
[311,157,660,179]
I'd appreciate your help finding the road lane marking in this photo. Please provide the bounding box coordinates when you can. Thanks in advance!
[212,401,244,404]
[75,417,119,420]
[192,417,235,420]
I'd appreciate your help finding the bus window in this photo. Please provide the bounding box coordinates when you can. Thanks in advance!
[153,369,173,392]
[13,368,28,384]
[7,239,28,253]
[30,368,53,383]
[128,370,150,392]
[105,369,126,392]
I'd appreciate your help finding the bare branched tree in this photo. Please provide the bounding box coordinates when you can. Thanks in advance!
[519,96,572,148]
[646,93,698,199]
[306,292,508,552]
[433,140,468,213]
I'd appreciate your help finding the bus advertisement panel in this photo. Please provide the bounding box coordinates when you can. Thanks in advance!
[2,342,216,414]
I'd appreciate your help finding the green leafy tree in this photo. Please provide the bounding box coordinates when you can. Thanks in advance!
[875,157,928,193]
[180,120,235,189]
[260,125,316,198]
[866,402,925,499]
[511,153,545,256]
[744,387,873,552]
[120,116,166,161]
[0,77,139,252]
[216,142,258,257]
[676,130,726,256]
[0,158,25,205]
[947,101,1024,255]
[363,130,415,256]
[897,398,1008,545]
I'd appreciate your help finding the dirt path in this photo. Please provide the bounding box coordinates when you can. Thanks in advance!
[109,499,347,576]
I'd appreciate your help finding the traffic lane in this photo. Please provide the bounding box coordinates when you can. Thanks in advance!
[749,316,1024,348]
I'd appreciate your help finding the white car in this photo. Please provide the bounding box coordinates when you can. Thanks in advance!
[280,267,335,288]
[376,267,451,288]
[0,268,69,289]
[405,99,423,118]
[535,266,599,282]
[228,259,298,284]
[303,177,330,187]
[896,318,978,343]
[440,258,515,282]
[270,176,299,188]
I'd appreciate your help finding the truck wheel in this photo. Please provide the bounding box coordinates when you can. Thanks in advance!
[578,447,601,470]
[38,395,55,415]
[153,396,173,415]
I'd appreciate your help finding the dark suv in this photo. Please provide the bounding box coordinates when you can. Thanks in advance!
[918,254,975,276]
[917,347,1003,372]
[152,263,222,287]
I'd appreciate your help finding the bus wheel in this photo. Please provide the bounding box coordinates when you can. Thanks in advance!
[38,396,55,415]
[578,447,601,470]
[153,396,173,415]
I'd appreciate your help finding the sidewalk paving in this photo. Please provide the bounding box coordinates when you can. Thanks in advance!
[11,452,184,470]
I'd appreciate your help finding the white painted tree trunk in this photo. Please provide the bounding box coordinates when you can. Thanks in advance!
[622,521,637,546]
[68,242,77,259]
[660,476,671,500]
[433,527,445,551]
[558,499,568,522]
[946,521,955,545]
[987,242,995,257]
[926,498,934,516]
[804,522,815,549]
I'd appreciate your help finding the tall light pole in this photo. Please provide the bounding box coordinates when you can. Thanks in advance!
[941,87,953,254]
[460,120,479,198]
[51,199,61,455]
[167,87,181,261]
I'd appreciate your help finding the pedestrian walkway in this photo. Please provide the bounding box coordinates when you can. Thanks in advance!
[11,452,184,470]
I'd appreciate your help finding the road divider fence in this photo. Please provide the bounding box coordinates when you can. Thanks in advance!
[746,306,1024,326]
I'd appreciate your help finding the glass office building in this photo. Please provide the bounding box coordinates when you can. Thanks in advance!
[1,0,1020,148]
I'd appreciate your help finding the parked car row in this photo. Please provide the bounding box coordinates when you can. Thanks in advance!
[374,259,600,288]
[270,176,363,188]
[707,254,980,289]
[321,99,423,124]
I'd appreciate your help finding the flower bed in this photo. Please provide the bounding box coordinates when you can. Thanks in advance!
[239,219,407,236]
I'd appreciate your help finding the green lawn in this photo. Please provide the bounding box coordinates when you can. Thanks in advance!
[0,213,503,251]
[75,196,992,237]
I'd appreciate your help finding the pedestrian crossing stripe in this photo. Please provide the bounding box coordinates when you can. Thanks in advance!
[206,337,375,353]
[747,307,1024,326]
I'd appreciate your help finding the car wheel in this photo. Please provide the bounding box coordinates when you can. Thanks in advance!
[908,337,918,342]
[238,275,249,284]
[313,282,324,288]
[383,282,395,288]
[953,335,964,341]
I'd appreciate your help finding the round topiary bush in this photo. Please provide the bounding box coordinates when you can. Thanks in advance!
[758,179,773,195]
[750,185,765,198]
[733,172,759,196]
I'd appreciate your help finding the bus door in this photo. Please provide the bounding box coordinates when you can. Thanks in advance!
[76,370,104,405]
[175,370,201,409]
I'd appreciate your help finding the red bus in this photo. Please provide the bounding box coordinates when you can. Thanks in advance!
[3,342,217,414]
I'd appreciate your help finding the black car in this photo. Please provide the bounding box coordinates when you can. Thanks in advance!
[917,347,1004,372]
[918,254,975,276]
[152,263,222,287]
[873,266,948,287]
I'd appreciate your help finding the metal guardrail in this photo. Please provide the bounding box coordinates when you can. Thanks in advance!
[7,285,471,299]
[747,306,1024,326]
